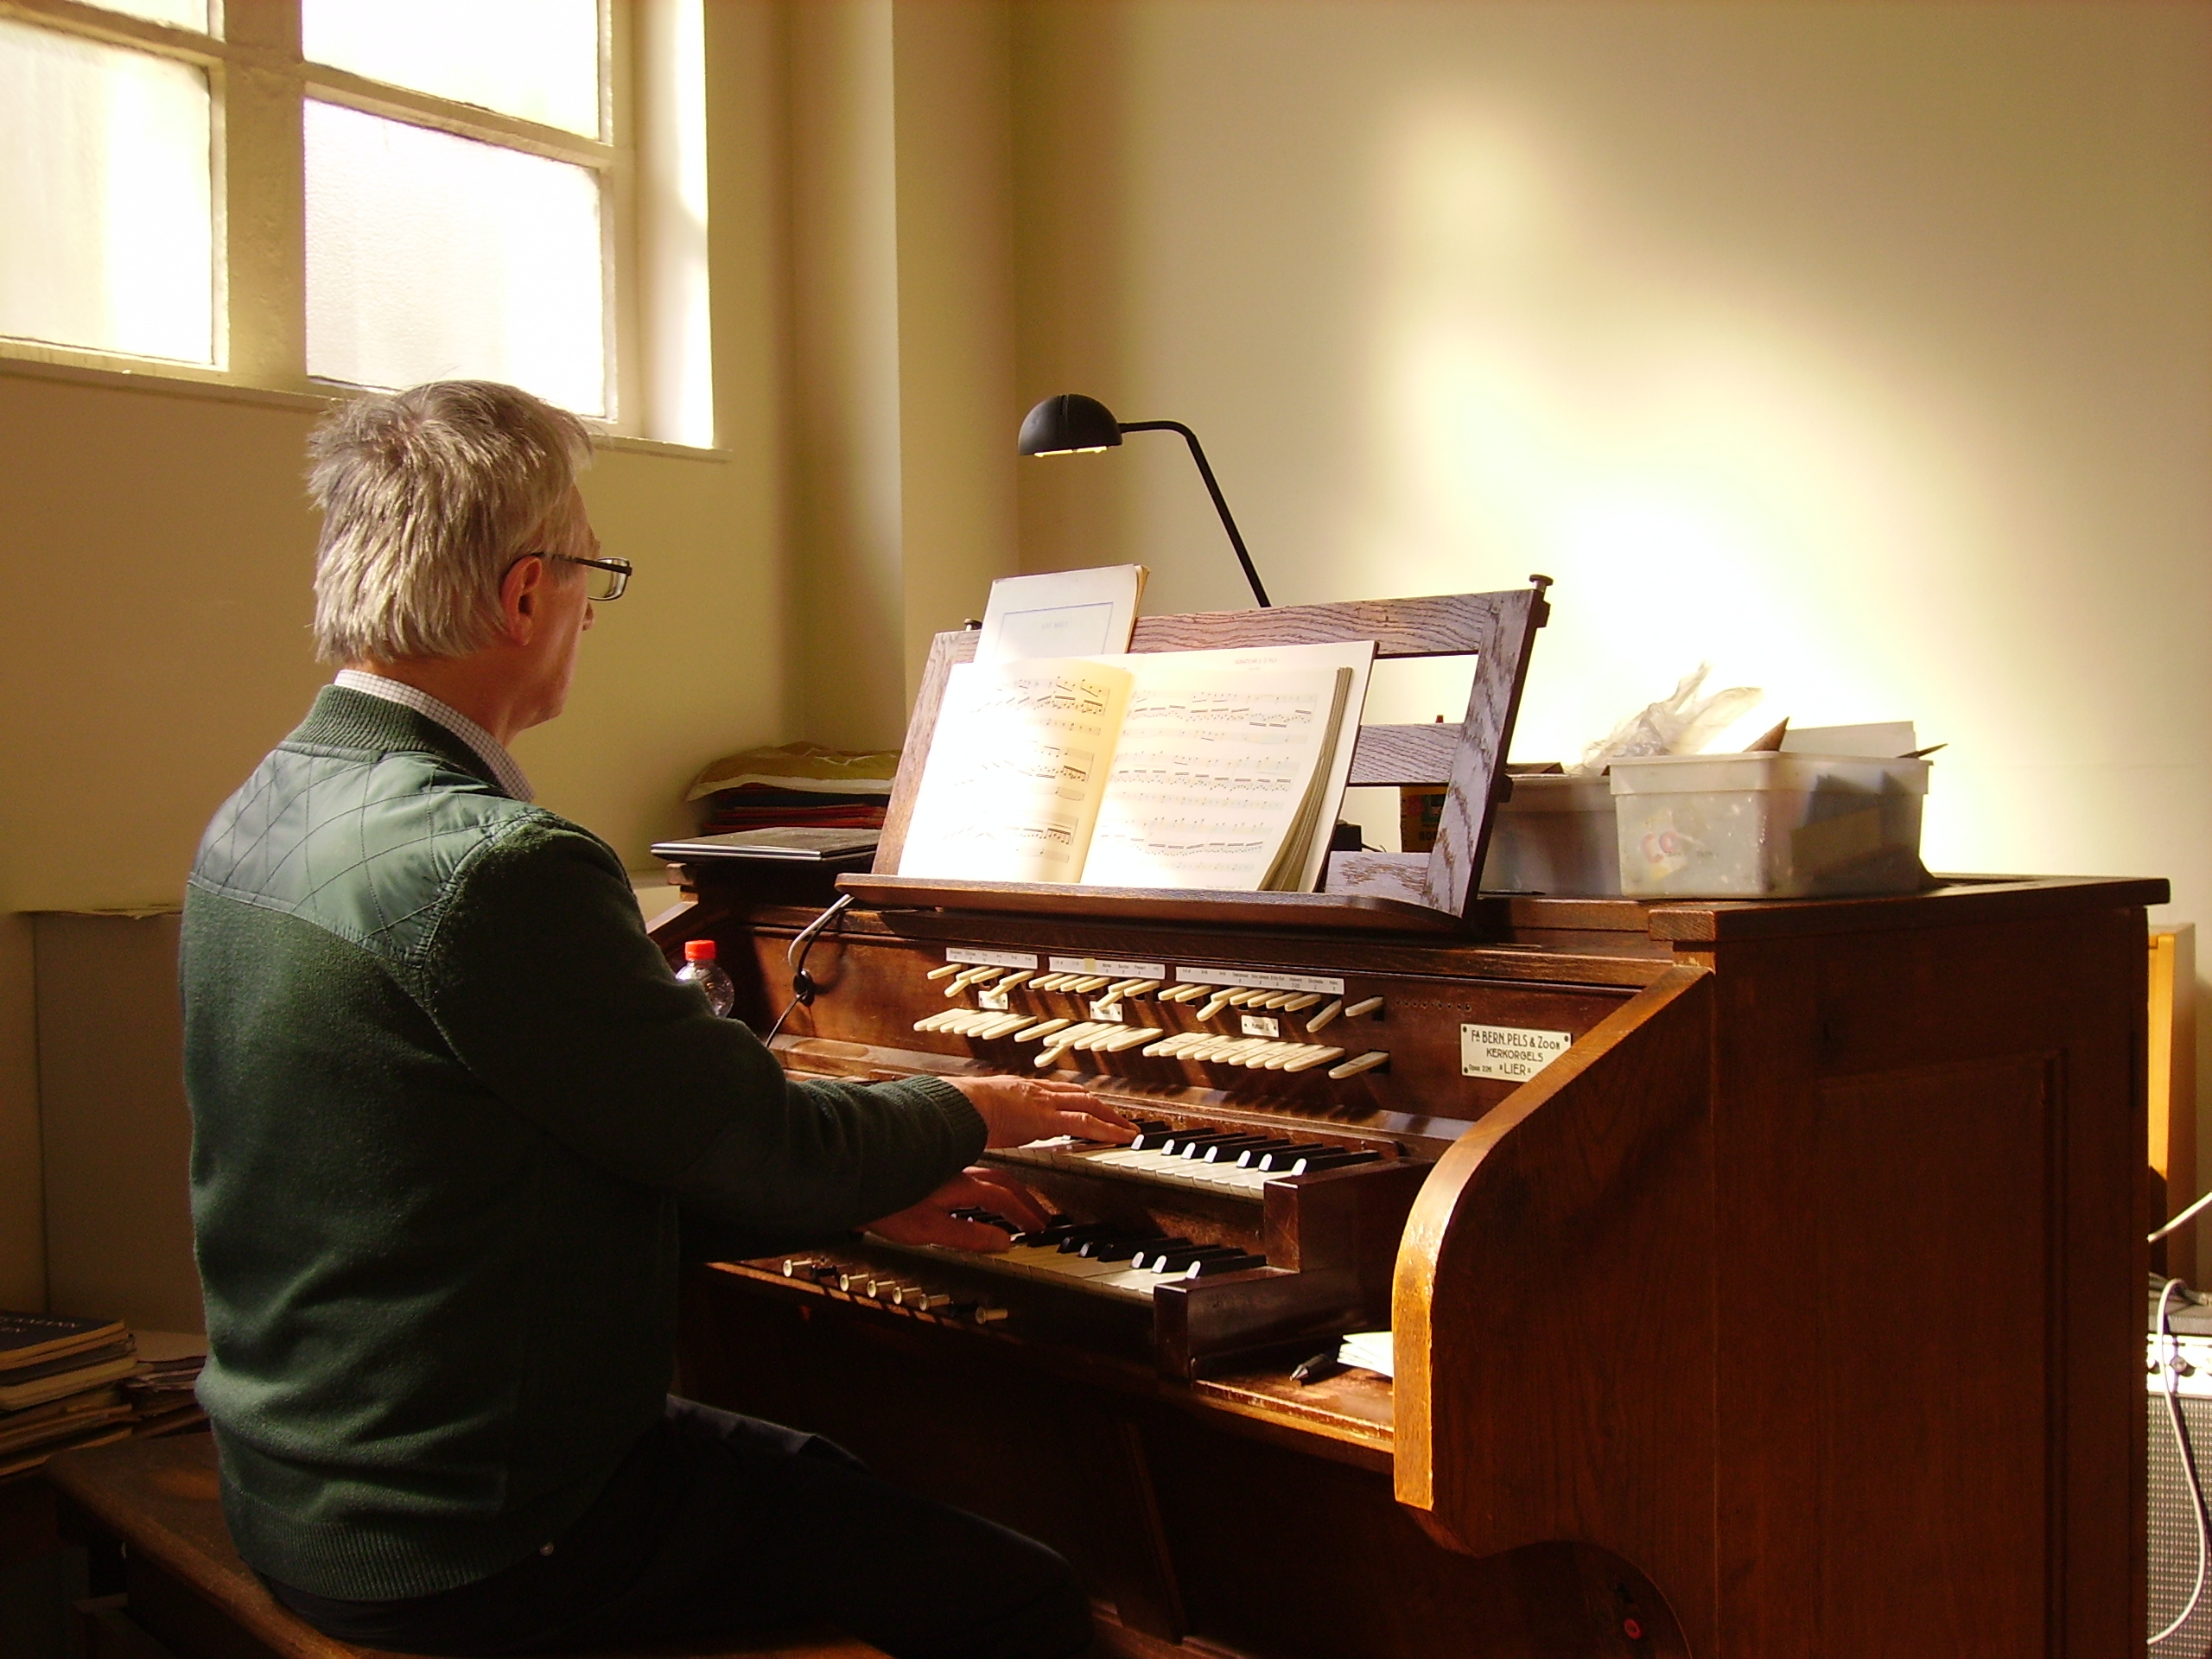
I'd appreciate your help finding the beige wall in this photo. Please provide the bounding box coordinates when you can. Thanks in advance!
[0,0,797,1310]
[1010,0,2212,918]
[787,0,1020,750]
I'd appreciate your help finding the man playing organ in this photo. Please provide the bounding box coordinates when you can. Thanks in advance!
[181,380,1132,1658]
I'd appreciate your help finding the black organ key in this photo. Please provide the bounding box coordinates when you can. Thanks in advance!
[1127,1239,1198,1269]
[1255,1144,1335,1171]
[1077,1234,1161,1262]
[1141,1243,1246,1273]
[1184,1252,1268,1276]
[1162,1130,1244,1155]
[1230,1140,1301,1166]
[1052,1224,1122,1253]
[1287,1149,1382,1173]
[1186,1135,1273,1161]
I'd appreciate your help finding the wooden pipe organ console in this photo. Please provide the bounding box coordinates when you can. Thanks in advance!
[658,592,2156,1659]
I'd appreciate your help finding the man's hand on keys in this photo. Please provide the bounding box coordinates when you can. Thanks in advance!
[866,1166,1049,1253]
[944,1075,1136,1149]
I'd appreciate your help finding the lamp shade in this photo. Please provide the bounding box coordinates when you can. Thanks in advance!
[1019,393,1122,456]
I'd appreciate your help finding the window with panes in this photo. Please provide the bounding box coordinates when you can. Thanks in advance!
[0,0,694,436]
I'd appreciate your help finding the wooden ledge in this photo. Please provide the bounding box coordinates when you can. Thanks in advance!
[835,875,1465,936]
[48,1434,887,1659]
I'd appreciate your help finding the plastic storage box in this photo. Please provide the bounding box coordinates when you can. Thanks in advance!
[1479,774,1621,895]
[1609,752,1930,899]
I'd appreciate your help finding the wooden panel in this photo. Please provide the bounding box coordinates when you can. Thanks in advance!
[1395,964,1716,1654]
[873,629,975,876]
[1809,1056,2055,1655]
[1703,907,2145,1659]
[836,874,1465,935]
[2150,925,2198,1281]
[1125,591,1541,660]
[1421,582,1549,921]
[1324,851,1429,906]
[679,1268,1675,1658]
[1347,722,1459,786]
[870,584,1554,924]
[1645,876,2171,942]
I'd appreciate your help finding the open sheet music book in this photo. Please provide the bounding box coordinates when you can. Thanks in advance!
[896,640,1375,893]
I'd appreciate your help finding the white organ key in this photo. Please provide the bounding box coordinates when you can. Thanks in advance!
[1035,1043,1074,1070]
[1122,980,1163,998]
[925,963,963,981]
[1281,1045,1345,1073]
[1100,1027,1160,1053]
[1305,999,1344,1033]
[1328,1049,1390,1079]
[1198,995,1233,1023]
[1282,993,1322,1012]
[1164,984,1207,1003]
[1226,989,1267,1007]
[1013,1017,1071,1043]
[1344,996,1384,1020]
[996,970,1033,993]
[1256,992,1298,1009]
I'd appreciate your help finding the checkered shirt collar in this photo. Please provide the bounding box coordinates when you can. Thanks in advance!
[333,670,536,803]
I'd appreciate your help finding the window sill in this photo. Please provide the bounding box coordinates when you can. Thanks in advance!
[0,353,729,461]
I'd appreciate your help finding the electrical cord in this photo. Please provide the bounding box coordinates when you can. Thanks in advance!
[2154,1188,2212,1245]
[761,893,855,1046]
[2154,1275,2209,1648]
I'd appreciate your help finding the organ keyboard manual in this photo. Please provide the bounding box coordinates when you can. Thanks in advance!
[654,584,2159,1659]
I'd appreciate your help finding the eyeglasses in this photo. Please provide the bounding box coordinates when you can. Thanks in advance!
[547,553,632,601]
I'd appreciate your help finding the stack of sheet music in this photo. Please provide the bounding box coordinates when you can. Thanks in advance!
[683,742,898,835]
[0,1313,207,1479]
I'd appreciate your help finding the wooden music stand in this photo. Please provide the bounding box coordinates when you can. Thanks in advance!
[837,579,1551,935]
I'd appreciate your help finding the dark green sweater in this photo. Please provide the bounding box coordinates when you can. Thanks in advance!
[182,689,982,1600]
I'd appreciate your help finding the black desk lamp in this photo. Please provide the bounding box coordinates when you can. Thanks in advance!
[1018,393,1272,607]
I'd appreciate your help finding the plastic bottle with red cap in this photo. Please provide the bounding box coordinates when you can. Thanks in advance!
[677,938,736,1017]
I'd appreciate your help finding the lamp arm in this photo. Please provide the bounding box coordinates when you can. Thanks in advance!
[1118,420,1272,607]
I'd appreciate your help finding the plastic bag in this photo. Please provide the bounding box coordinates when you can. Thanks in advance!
[1570,664,1763,776]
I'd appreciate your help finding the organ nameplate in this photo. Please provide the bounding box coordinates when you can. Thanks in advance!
[1089,1000,1126,1023]
[947,947,1039,970]
[1460,1024,1573,1082]
[979,989,1010,1011]
[1240,1014,1281,1038]
[1176,968,1344,996]
[1050,956,1166,978]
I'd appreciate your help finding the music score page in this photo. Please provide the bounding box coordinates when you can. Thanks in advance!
[896,660,1134,883]
[897,640,1375,892]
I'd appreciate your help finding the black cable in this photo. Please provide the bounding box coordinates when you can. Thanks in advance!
[761,893,855,1046]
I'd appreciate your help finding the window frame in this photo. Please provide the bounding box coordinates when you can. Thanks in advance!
[0,0,699,448]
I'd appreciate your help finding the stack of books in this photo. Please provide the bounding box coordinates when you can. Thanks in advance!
[0,1313,207,1480]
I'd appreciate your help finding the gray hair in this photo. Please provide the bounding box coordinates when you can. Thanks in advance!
[308,381,594,664]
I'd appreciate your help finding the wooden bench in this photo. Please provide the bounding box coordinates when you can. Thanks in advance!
[46,1434,888,1659]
